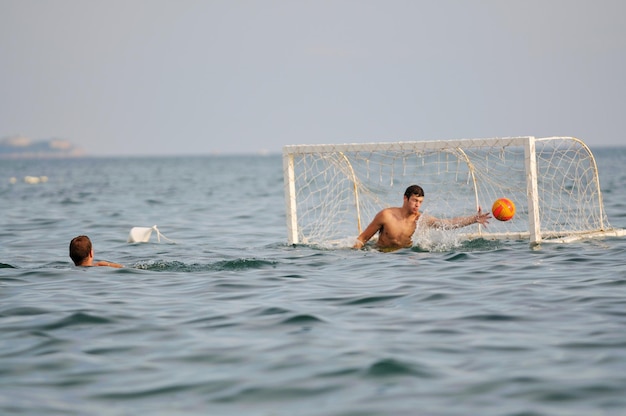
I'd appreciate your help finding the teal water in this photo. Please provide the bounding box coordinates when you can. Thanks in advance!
[1,148,625,415]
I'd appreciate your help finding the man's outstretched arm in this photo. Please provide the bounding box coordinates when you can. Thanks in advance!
[425,206,491,230]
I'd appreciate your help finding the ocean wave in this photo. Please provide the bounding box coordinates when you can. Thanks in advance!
[131,258,278,272]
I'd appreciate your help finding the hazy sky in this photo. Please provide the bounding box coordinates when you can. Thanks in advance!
[1,0,625,156]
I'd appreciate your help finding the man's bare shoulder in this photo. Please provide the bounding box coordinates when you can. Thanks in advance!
[379,206,403,216]
[417,212,437,226]
[372,207,398,222]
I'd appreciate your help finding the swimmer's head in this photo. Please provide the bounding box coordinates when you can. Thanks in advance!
[404,185,424,199]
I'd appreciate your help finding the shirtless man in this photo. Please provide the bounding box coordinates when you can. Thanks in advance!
[353,185,491,251]
[69,235,123,268]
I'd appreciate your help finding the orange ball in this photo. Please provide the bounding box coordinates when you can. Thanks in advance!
[492,198,516,221]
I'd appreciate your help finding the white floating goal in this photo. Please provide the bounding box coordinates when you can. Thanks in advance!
[283,136,624,246]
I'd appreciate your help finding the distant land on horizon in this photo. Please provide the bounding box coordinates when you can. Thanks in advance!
[0,136,85,159]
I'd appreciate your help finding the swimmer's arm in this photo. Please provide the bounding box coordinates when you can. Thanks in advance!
[354,211,385,249]
[95,260,124,268]
[424,207,491,230]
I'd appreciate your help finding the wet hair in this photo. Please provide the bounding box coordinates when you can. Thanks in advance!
[69,235,92,266]
[404,185,424,199]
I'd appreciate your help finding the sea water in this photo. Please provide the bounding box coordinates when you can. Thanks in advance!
[1,148,625,415]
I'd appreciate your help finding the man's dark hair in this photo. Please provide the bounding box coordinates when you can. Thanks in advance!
[69,235,92,266]
[404,185,425,199]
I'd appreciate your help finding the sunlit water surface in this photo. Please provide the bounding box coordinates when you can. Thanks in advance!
[1,148,625,415]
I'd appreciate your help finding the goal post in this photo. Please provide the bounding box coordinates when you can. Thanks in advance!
[283,136,624,247]
[524,137,541,244]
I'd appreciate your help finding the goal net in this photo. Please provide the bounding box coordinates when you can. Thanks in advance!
[283,136,624,247]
